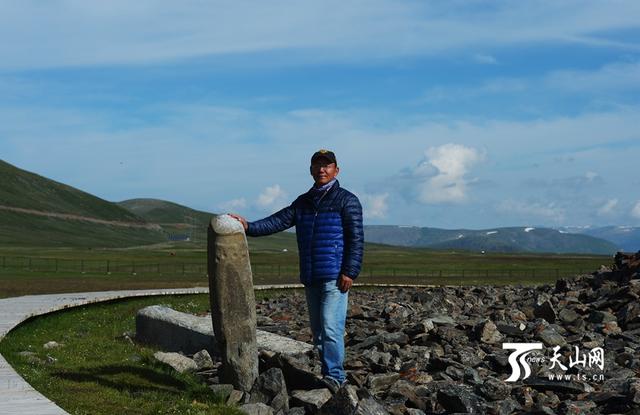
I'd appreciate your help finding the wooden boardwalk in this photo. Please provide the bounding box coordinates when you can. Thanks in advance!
[0,287,209,415]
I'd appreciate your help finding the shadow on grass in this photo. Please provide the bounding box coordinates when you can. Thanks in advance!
[51,363,188,396]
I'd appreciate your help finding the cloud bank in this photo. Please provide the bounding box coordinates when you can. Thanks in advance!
[416,144,484,204]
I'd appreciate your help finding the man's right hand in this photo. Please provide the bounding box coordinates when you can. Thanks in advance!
[228,213,248,231]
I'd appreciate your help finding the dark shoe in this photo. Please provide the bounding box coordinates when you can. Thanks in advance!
[321,376,346,394]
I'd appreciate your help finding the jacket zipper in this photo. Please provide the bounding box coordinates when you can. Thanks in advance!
[309,187,331,279]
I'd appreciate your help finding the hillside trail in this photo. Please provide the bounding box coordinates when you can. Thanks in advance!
[0,204,162,230]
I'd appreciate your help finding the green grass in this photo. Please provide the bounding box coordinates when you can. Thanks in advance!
[0,294,245,415]
[0,211,167,248]
[0,244,612,298]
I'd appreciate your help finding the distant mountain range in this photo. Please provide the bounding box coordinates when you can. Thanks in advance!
[364,225,619,255]
[0,158,633,254]
[558,226,640,253]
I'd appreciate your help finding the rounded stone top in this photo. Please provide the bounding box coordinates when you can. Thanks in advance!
[211,214,246,235]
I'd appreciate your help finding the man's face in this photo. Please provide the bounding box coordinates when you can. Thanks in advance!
[310,160,339,186]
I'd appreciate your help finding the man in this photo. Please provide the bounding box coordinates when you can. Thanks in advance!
[230,149,364,391]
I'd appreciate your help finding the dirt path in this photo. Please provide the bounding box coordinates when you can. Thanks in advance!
[0,205,162,230]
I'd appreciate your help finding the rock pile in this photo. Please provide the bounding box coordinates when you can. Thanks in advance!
[166,252,640,414]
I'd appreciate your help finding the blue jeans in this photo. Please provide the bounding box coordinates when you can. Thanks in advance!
[305,279,348,383]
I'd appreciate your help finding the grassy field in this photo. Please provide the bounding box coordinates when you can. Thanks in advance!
[0,242,614,413]
[0,293,246,415]
[0,243,613,298]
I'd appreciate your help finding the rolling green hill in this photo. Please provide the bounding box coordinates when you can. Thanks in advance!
[1,160,143,221]
[0,160,165,247]
[118,198,212,225]
[118,198,299,252]
[364,225,619,255]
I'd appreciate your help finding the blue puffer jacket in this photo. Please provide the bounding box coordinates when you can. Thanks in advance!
[247,180,364,285]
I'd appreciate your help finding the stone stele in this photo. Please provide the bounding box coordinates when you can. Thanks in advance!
[208,214,258,392]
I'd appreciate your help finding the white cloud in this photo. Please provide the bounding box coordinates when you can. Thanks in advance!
[218,198,247,212]
[472,53,498,65]
[584,171,599,182]
[597,198,618,216]
[416,144,484,204]
[2,99,640,227]
[361,193,389,219]
[422,78,528,103]
[631,201,640,219]
[1,1,640,69]
[497,200,566,223]
[546,61,640,93]
[256,185,288,211]
[423,60,640,107]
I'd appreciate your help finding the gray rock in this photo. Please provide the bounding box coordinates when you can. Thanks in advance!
[436,385,484,414]
[351,332,408,351]
[474,320,503,344]
[388,380,426,411]
[537,328,566,347]
[363,350,392,367]
[617,302,640,328]
[286,408,306,415]
[249,368,289,414]
[43,341,61,349]
[136,305,219,355]
[239,402,275,415]
[428,315,456,325]
[589,310,617,323]
[354,397,390,415]
[456,348,484,368]
[404,319,435,337]
[487,398,521,415]
[136,305,311,357]
[558,308,580,324]
[464,368,483,385]
[381,331,409,346]
[600,320,622,335]
[153,351,197,373]
[476,377,510,401]
[524,379,585,394]
[434,326,467,343]
[557,400,597,414]
[495,323,527,337]
[319,384,359,415]
[263,353,323,390]
[291,389,333,412]
[534,300,557,323]
[18,351,44,365]
[367,373,400,392]
[193,349,214,370]
[383,303,412,320]
[208,215,259,392]
[227,389,244,405]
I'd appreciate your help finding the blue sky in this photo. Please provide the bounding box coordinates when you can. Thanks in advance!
[1,1,640,228]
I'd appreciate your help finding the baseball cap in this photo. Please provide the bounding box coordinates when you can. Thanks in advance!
[311,149,337,165]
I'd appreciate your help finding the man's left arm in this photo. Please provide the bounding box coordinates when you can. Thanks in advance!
[339,194,364,292]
